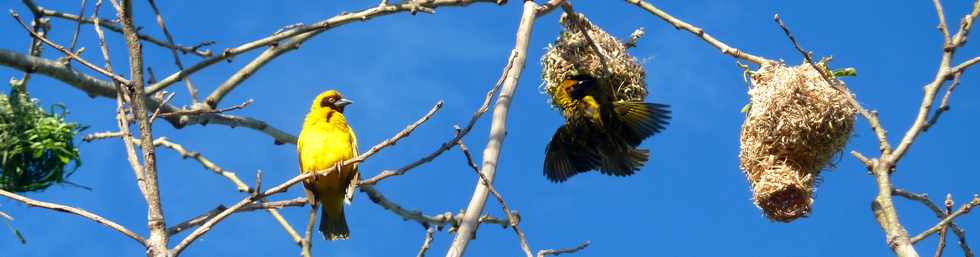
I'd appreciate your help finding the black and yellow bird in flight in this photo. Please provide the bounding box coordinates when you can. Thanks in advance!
[543,74,670,182]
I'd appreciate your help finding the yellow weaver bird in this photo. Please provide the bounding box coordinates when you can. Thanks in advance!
[298,90,359,240]
[544,74,670,182]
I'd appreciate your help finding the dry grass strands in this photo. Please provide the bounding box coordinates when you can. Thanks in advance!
[540,12,647,106]
[739,62,856,222]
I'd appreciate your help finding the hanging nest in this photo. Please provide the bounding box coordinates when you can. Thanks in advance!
[0,81,84,193]
[739,62,856,222]
[541,12,646,106]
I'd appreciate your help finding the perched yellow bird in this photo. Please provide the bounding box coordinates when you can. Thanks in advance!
[298,90,359,240]
[544,74,670,182]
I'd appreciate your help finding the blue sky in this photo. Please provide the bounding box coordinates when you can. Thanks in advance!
[2,1,979,256]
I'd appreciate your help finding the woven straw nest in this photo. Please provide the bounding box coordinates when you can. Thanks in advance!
[739,62,856,222]
[541,12,646,106]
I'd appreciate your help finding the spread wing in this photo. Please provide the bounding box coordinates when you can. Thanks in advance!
[543,124,602,182]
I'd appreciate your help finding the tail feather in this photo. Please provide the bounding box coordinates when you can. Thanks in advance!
[598,145,649,176]
[319,197,350,240]
[612,102,671,146]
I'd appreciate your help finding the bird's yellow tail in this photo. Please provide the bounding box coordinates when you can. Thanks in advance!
[319,196,349,240]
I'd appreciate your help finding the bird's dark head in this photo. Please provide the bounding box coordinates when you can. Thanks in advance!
[561,74,597,99]
[313,90,354,113]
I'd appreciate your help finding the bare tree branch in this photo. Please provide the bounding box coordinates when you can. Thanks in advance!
[22,0,214,57]
[0,49,298,144]
[156,0,504,108]
[888,0,980,166]
[107,1,173,255]
[924,71,962,132]
[934,194,953,257]
[624,0,771,65]
[300,205,316,257]
[67,0,87,54]
[150,137,251,192]
[9,10,131,84]
[0,188,147,245]
[165,198,307,236]
[17,0,47,86]
[360,52,514,186]
[147,0,201,103]
[360,185,512,230]
[536,241,591,257]
[911,195,980,243]
[894,189,974,257]
[416,227,436,257]
[456,134,531,257]
[447,1,538,256]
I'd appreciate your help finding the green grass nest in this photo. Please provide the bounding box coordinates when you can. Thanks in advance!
[0,82,84,193]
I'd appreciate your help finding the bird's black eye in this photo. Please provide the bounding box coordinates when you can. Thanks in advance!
[569,80,591,99]
[320,97,335,107]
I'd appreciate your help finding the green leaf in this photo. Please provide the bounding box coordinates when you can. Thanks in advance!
[14,228,26,244]
[2,217,26,244]
[740,103,752,113]
[833,67,858,77]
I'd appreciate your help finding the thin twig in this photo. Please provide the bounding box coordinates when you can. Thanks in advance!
[893,189,973,257]
[67,0,88,54]
[772,14,888,155]
[151,137,251,192]
[560,2,611,75]
[19,0,46,87]
[924,71,962,131]
[300,206,316,257]
[181,0,503,108]
[535,0,567,17]
[148,92,176,123]
[0,188,146,245]
[158,99,253,117]
[624,0,770,65]
[850,151,874,170]
[933,0,952,44]
[10,10,131,84]
[360,53,514,186]
[147,0,201,103]
[24,1,213,57]
[82,130,124,142]
[536,241,591,257]
[0,47,298,145]
[416,227,436,257]
[911,195,980,243]
[165,198,307,236]
[359,185,511,230]
[888,0,980,167]
[456,129,532,257]
[934,194,953,257]
[263,200,303,245]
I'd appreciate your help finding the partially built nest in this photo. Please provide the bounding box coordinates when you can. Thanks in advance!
[739,62,856,222]
[541,12,646,106]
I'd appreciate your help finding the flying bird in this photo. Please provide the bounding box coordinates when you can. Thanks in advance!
[544,74,670,182]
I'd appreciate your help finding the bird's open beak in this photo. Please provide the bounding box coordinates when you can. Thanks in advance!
[335,98,353,107]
